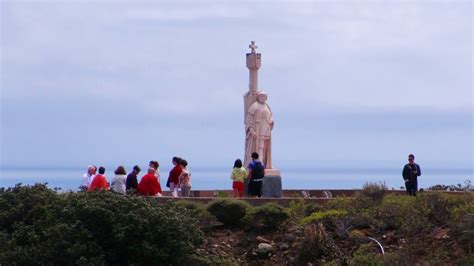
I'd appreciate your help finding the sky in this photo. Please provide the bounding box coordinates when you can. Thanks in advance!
[0,1,473,170]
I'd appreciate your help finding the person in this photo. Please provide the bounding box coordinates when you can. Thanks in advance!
[111,166,127,194]
[126,165,141,191]
[402,154,422,196]
[89,166,110,192]
[231,159,247,198]
[166,157,182,197]
[247,152,265,197]
[81,165,97,189]
[149,160,161,183]
[137,168,162,196]
[178,159,192,197]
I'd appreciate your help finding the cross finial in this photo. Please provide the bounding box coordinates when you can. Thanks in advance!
[249,41,258,54]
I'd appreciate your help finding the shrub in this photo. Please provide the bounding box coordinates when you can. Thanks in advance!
[370,195,430,235]
[301,209,350,237]
[0,184,203,265]
[355,182,387,208]
[301,209,348,225]
[421,192,464,225]
[251,203,289,231]
[172,200,213,224]
[350,243,384,265]
[287,200,322,223]
[450,203,474,253]
[206,199,252,227]
[294,223,340,264]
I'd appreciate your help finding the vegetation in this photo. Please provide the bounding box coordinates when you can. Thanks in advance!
[206,198,251,227]
[0,184,202,265]
[250,203,289,231]
[1,184,473,265]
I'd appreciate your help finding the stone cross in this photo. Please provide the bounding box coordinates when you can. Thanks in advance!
[249,41,258,54]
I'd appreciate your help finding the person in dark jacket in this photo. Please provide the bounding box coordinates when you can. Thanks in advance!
[126,165,141,191]
[402,154,421,196]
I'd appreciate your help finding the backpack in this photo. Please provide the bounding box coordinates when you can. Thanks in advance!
[251,161,265,180]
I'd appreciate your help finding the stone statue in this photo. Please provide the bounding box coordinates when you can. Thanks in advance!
[242,41,282,198]
[245,92,274,168]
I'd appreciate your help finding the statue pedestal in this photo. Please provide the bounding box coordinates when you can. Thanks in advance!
[262,169,282,198]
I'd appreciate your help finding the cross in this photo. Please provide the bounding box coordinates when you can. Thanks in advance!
[249,41,258,53]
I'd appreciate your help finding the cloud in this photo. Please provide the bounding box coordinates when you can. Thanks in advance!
[1,1,472,167]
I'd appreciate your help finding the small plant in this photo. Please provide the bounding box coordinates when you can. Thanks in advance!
[206,199,252,227]
[173,200,213,226]
[301,209,348,225]
[350,243,384,265]
[251,203,289,231]
[450,203,474,253]
[301,209,350,237]
[294,223,339,264]
[371,195,430,235]
[355,182,387,208]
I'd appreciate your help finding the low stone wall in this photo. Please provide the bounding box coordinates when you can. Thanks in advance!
[160,189,409,198]
[152,196,332,206]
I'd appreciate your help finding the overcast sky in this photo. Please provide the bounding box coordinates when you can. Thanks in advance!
[1,1,472,169]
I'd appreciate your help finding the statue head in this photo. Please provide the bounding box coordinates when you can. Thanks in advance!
[257,92,268,103]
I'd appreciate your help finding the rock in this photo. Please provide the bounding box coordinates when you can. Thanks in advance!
[256,243,274,254]
[434,227,450,239]
[195,248,205,255]
[256,236,272,244]
[279,243,289,250]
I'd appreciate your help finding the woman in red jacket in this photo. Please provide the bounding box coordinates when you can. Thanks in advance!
[89,166,110,192]
[137,168,162,196]
[166,157,183,198]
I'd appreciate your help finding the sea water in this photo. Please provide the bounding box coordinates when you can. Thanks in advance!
[0,166,472,191]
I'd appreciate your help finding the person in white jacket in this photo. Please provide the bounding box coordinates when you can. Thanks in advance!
[81,165,97,188]
[111,166,127,195]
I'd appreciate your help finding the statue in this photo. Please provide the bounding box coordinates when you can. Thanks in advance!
[245,92,274,169]
[242,41,282,198]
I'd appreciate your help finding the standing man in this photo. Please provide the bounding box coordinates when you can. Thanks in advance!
[126,165,141,191]
[81,165,97,189]
[247,152,265,198]
[402,154,421,196]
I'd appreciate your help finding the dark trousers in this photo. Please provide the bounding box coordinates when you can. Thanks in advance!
[248,180,262,197]
[405,180,418,196]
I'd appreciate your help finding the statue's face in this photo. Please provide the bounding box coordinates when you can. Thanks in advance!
[257,94,267,103]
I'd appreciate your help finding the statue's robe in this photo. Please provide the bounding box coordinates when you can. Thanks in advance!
[244,101,273,169]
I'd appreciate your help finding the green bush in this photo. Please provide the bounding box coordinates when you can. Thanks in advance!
[370,195,430,235]
[0,184,203,265]
[251,203,289,231]
[450,203,474,253]
[206,199,252,227]
[294,223,340,264]
[301,209,350,238]
[355,182,387,208]
[287,200,322,223]
[349,243,384,266]
[173,200,212,221]
[421,192,464,225]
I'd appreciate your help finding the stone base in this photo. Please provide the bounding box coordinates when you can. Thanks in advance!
[262,169,282,198]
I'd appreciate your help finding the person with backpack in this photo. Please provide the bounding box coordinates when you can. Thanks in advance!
[247,152,265,197]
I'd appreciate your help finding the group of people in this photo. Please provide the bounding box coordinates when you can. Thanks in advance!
[81,151,268,198]
[231,152,266,198]
[81,156,192,197]
[82,152,423,198]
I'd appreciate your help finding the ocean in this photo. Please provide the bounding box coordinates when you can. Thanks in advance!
[1,166,472,191]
